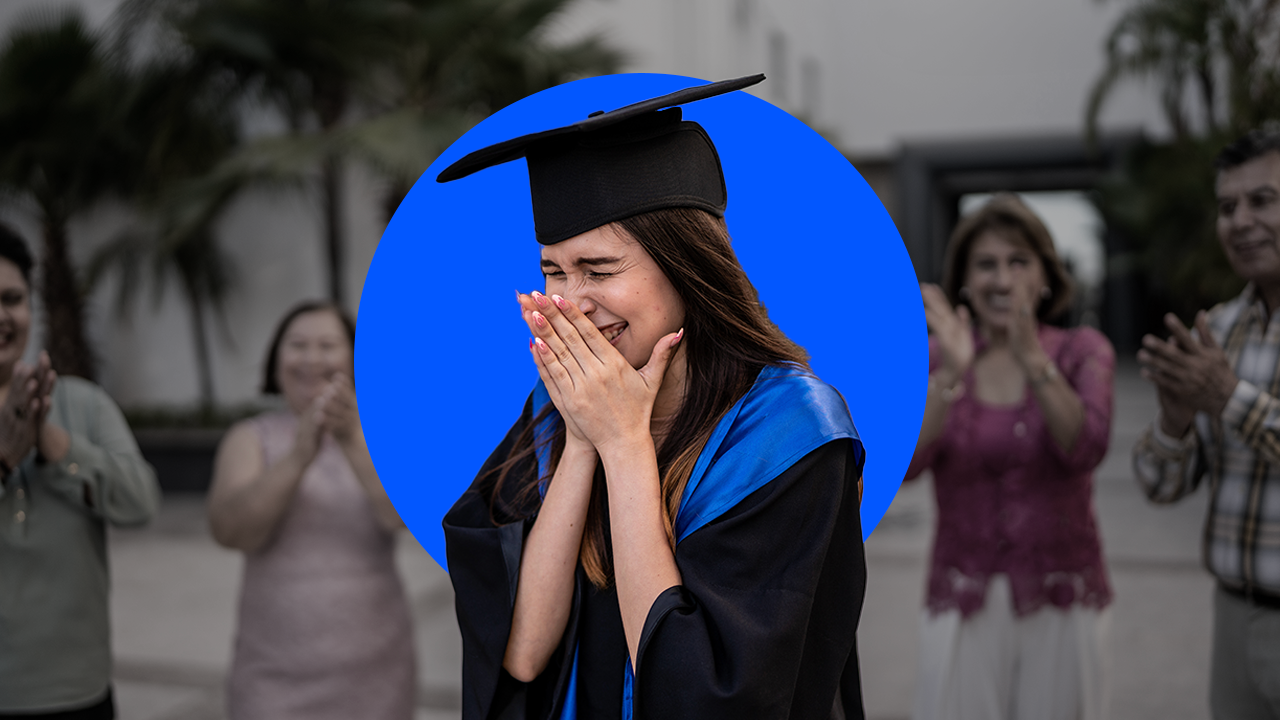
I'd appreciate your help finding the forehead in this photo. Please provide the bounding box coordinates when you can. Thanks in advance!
[1217,151,1280,196]
[0,258,26,289]
[283,310,347,340]
[539,224,636,263]
[969,228,1036,257]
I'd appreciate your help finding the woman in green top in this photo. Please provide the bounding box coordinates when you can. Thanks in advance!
[0,222,160,719]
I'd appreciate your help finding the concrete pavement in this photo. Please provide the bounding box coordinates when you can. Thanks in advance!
[106,363,1215,719]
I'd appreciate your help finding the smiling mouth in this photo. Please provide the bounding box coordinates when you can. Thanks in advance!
[597,323,627,344]
[986,294,1012,311]
[1233,238,1274,253]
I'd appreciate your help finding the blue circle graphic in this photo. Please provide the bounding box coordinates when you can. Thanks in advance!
[357,74,926,570]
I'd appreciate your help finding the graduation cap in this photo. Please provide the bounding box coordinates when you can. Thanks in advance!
[436,74,765,245]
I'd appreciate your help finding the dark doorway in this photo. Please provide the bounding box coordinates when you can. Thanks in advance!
[895,133,1143,353]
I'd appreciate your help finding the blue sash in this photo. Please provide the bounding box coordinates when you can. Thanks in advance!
[533,364,861,720]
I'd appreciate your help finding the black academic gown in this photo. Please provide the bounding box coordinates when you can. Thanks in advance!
[443,394,867,720]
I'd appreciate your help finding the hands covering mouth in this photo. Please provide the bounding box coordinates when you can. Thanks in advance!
[515,289,683,450]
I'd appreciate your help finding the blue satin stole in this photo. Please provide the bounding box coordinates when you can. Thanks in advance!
[532,363,862,720]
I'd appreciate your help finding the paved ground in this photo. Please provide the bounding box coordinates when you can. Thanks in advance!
[107,363,1215,720]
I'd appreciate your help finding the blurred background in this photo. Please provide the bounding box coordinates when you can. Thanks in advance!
[1,0,1274,718]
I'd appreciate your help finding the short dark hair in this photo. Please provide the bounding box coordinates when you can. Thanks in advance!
[0,223,35,286]
[1215,123,1280,170]
[941,193,1075,322]
[261,301,356,395]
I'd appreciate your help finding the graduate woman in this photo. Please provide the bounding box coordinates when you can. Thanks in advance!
[441,76,868,719]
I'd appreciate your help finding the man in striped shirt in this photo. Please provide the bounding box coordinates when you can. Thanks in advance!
[1134,126,1280,719]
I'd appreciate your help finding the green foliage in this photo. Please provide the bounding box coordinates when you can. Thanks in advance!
[1089,0,1280,142]
[1093,137,1244,322]
[1088,0,1280,327]
[0,10,136,214]
[0,9,146,379]
[122,0,625,304]
[0,0,623,409]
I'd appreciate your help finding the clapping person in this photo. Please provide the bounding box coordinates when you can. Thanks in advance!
[907,195,1115,720]
[1133,127,1280,718]
[208,301,414,720]
[0,223,160,720]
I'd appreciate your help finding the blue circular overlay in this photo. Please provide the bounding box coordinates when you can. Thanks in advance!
[357,74,926,570]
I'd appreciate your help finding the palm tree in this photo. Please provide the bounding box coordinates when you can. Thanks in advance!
[154,0,411,309]
[357,0,626,220]
[83,39,244,415]
[0,9,139,379]
[1088,0,1280,140]
[1087,0,1280,330]
[144,0,622,309]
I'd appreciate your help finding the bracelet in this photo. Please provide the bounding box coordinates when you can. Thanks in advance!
[1030,360,1059,387]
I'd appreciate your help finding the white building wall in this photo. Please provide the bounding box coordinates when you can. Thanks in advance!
[549,0,1167,154]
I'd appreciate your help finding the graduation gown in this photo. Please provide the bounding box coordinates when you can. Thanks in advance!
[443,366,868,720]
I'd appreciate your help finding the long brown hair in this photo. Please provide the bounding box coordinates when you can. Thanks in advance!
[488,207,808,588]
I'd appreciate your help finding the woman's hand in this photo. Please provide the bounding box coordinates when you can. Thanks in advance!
[519,293,591,449]
[0,360,43,467]
[29,352,70,463]
[32,352,55,426]
[290,391,326,467]
[921,284,974,383]
[522,291,682,457]
[318,372,361,446]
[519,291,685,669]
[1008,281,1048,373]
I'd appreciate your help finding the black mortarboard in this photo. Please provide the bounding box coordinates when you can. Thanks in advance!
[436,75,765,245]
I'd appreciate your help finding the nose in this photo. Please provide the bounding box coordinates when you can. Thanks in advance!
[562,280,597,316]
[993,263,1014,287]
[1231,204,1257,233]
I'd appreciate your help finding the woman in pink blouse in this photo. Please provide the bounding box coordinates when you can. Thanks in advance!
[907,195,1114,720]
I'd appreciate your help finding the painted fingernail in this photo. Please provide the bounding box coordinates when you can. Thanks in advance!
[535,338,550,353]
[553,294,568,310]
[673,327,685,344]
[533,311,547,328]
[529,337,534,349]
[516,289,523,303]
[532,291,549,308]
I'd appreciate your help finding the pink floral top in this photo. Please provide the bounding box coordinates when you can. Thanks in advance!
[905,324,1115,618]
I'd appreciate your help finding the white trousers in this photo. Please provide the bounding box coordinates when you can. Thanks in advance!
[912,575,1110,720]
